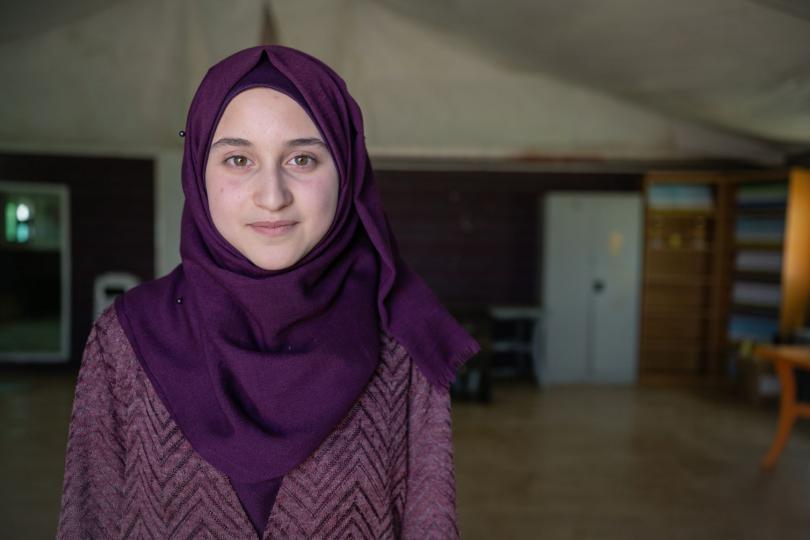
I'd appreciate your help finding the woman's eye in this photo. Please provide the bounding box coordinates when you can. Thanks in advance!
[226,155,250,167]
[291,155,315,167]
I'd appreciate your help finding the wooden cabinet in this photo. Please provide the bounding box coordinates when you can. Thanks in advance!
[639,168,810,381]
[639,172,728,380]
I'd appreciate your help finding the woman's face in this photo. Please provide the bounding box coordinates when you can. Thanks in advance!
[205,87,339,271]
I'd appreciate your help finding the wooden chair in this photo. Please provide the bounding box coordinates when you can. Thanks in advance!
[754,344,810,469]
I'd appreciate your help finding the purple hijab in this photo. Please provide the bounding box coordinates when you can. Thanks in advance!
[115,45,479,536]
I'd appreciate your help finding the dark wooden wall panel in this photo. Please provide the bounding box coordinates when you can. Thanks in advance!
[0,152,154,365]
[0,154,638,363]
[375,169,642,308]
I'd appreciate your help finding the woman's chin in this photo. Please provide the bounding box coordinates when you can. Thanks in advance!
[246,250,300,272]
[252,258,294,271]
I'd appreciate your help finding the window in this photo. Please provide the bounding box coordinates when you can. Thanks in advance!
[0,182,70,362]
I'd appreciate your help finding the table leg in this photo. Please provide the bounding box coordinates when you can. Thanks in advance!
[762,359,797,469]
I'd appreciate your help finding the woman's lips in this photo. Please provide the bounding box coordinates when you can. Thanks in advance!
[248,220,297,237]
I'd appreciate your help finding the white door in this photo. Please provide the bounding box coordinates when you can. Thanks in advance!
[541,195,593,384]
[540,193,641,384]
[590,196,642,382]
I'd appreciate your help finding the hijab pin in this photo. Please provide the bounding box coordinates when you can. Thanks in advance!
[176,296,183,304]
[178,130,186,138]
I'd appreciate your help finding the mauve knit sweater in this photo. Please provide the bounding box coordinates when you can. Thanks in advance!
[57,307,460,539]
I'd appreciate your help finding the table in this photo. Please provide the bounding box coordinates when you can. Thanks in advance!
[753,344,810,469]
[488,306,542,383]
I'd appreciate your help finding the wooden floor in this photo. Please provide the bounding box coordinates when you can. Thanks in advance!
[454,380,810,540]
[3,370,810,539]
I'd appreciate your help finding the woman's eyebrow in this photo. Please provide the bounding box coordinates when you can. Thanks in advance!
[286,137,327,148]
[211,137,252,149]
[210,137,326,149]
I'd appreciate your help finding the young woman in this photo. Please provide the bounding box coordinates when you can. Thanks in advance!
[57,45,479,539]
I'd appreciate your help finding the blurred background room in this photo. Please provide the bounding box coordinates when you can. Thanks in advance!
[2,0,810,538]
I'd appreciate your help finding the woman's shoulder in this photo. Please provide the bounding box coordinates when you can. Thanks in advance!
[86,268,181,366]
[89,303,130,350]
[80,303,140,382]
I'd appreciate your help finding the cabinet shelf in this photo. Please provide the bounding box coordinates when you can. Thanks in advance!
[646,209,716,217]
[732,270,782,283]
[730,303,781,317]
[734,242,784,252]
[640,170,807,380]
[734,207,787,218]
[645,246,715,254]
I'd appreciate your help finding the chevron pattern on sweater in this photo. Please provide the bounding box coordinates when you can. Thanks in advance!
[264,333,409,539]
[57,307,459,539]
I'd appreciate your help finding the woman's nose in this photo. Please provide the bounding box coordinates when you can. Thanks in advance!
[252,167,293,211]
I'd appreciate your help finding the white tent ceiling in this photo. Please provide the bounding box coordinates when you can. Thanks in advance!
[380,0,810,146]
[1,0,807,163]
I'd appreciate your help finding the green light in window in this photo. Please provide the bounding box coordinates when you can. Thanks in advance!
[4,202,15,243]
[16,222,29,243]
